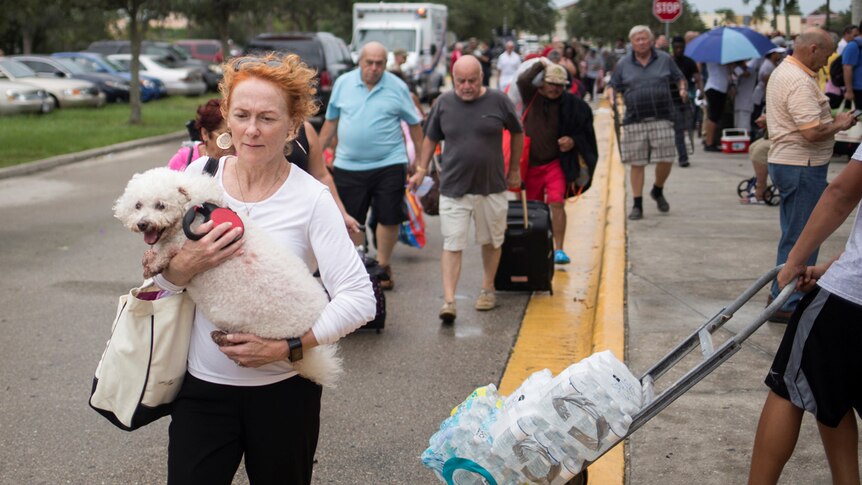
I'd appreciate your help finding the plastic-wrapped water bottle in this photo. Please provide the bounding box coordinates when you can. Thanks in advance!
[508,437,558,484]
[504,368,553,410]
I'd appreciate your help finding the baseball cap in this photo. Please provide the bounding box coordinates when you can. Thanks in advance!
[767,46,786,55]
[544,64,568,85]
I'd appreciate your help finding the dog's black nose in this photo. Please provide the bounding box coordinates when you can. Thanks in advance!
[137,221,149,231]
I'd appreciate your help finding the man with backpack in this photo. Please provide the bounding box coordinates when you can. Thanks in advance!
[840,22,862,104]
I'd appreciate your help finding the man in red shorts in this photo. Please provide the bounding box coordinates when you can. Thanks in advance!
[516,60,598,264]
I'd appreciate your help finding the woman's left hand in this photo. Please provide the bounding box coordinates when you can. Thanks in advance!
[218,333,289,368]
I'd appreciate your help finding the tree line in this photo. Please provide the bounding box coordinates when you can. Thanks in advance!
[0,0,559,56]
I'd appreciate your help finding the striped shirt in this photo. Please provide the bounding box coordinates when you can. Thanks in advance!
[765,55,834,167]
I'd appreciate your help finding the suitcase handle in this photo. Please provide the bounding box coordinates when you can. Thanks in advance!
[520,183,528,229]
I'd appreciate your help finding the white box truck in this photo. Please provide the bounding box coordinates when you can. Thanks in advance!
[351,2,447,101]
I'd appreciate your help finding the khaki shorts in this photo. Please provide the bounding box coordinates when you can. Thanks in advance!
[439,192,508,251]
[749,137,770,166]
[621,119,676,166]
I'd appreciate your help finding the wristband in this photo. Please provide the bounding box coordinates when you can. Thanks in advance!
[415,166,427,173]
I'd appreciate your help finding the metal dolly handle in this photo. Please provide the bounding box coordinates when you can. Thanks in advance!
[628,265,796,435]
[576,266,796,476]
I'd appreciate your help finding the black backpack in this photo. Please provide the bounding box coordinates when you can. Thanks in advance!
[831,39,862,88]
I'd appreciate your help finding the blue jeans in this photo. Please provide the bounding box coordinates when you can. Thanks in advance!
[673,103,691,162]
[768,162,829,311]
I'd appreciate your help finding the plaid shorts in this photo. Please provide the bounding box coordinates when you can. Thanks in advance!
[621,119,676,166]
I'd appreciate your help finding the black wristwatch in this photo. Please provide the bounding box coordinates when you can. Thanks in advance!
[286,337,303,362]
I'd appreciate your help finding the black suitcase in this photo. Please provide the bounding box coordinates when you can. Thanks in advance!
[494,196,554,293]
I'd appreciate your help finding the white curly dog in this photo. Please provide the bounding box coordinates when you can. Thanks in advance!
[114,166,340,387]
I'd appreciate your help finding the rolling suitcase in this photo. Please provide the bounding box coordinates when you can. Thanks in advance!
[494,192,554,293]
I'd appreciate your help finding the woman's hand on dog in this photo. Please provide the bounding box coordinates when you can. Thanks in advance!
[161,220,245,286]
[217,332,301,368]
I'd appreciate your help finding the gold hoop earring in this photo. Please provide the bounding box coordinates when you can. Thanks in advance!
[216,132,233,150]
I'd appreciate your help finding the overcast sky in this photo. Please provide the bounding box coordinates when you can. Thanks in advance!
[687,0,849,16]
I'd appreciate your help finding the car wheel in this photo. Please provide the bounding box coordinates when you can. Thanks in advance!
[41,99,55,114]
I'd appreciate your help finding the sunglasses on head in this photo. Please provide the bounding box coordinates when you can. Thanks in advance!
[232,57,283,72]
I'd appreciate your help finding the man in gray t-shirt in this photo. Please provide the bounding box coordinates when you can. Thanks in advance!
[408,55,523,323]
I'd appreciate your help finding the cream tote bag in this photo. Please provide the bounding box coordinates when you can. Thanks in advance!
[89,280,195,431]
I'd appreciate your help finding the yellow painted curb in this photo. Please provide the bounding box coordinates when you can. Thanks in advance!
[498,100,627,484]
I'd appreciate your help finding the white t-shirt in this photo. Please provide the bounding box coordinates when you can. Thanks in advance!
[497,51,522,89]
[705,62,730,93]
[175,156,375,386]
[817,158,862,306]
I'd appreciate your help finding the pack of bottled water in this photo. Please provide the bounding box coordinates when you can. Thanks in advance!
[422,351,643,485]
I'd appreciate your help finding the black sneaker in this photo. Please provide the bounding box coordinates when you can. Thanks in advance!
[628,206,643,220]
[679,159,690,167]
[703,145,722,152]
[650,190,670,212]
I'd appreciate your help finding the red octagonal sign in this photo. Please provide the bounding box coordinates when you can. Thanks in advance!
[654,0,682,23]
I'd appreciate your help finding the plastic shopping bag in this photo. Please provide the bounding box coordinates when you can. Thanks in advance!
[399,190,426,248]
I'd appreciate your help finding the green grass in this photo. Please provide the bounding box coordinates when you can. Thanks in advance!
[0,94,216,168]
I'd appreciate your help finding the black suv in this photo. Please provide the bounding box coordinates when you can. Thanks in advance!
[244,32,354,127]
[85,40,221,91]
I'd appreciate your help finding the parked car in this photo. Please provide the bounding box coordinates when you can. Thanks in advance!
[107,54,206,96]
[12,55,131,103]
[244,32,355,126]
[174,39,224,64]
[0,58,105,109]
[52,52,166,101]
[0,79,55,115]
[86,40,221,91]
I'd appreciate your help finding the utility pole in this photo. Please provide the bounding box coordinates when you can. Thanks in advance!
[855,0,862,26]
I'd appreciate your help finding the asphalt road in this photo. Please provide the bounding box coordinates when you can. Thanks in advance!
[0,143,530,484]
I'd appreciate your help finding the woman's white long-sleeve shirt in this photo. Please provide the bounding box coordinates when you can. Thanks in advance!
[156,156,376,386]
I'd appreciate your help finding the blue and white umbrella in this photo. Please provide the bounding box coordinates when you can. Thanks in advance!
[684,26,777,64]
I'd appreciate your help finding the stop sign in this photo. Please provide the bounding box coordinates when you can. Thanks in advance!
[653,0,682,23]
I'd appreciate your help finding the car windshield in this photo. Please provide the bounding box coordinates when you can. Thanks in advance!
[54,58,86,74]
[111,58,131,70]
[147,57,174,69]
[0,59,38,78]
[356,29,416,52]
[102,57,127,72]
[246,39,322,66]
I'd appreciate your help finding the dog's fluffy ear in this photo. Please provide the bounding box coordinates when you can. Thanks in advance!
[178,186,190,200]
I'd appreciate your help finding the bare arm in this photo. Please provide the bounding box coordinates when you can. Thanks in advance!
[845,64,855,100]
[507,131,524,189]
[777,161,862,288]
[693,70,704,94]
[303,121,361,233]
[408,123,423,166]
[406,136,438,192]
[799,112,856,142]
[318,119,339,151]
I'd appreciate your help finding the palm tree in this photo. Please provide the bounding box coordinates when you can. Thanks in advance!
[743,0,798,33]
[715,8,738,25]
[752,4,768,26]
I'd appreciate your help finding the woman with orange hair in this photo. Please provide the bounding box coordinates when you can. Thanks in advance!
[153,53,377,484]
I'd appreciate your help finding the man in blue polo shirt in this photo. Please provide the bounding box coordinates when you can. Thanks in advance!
[841,21,862,104]
[319,41,423,290]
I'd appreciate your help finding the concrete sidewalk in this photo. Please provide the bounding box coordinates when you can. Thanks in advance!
[624,140,857,483]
